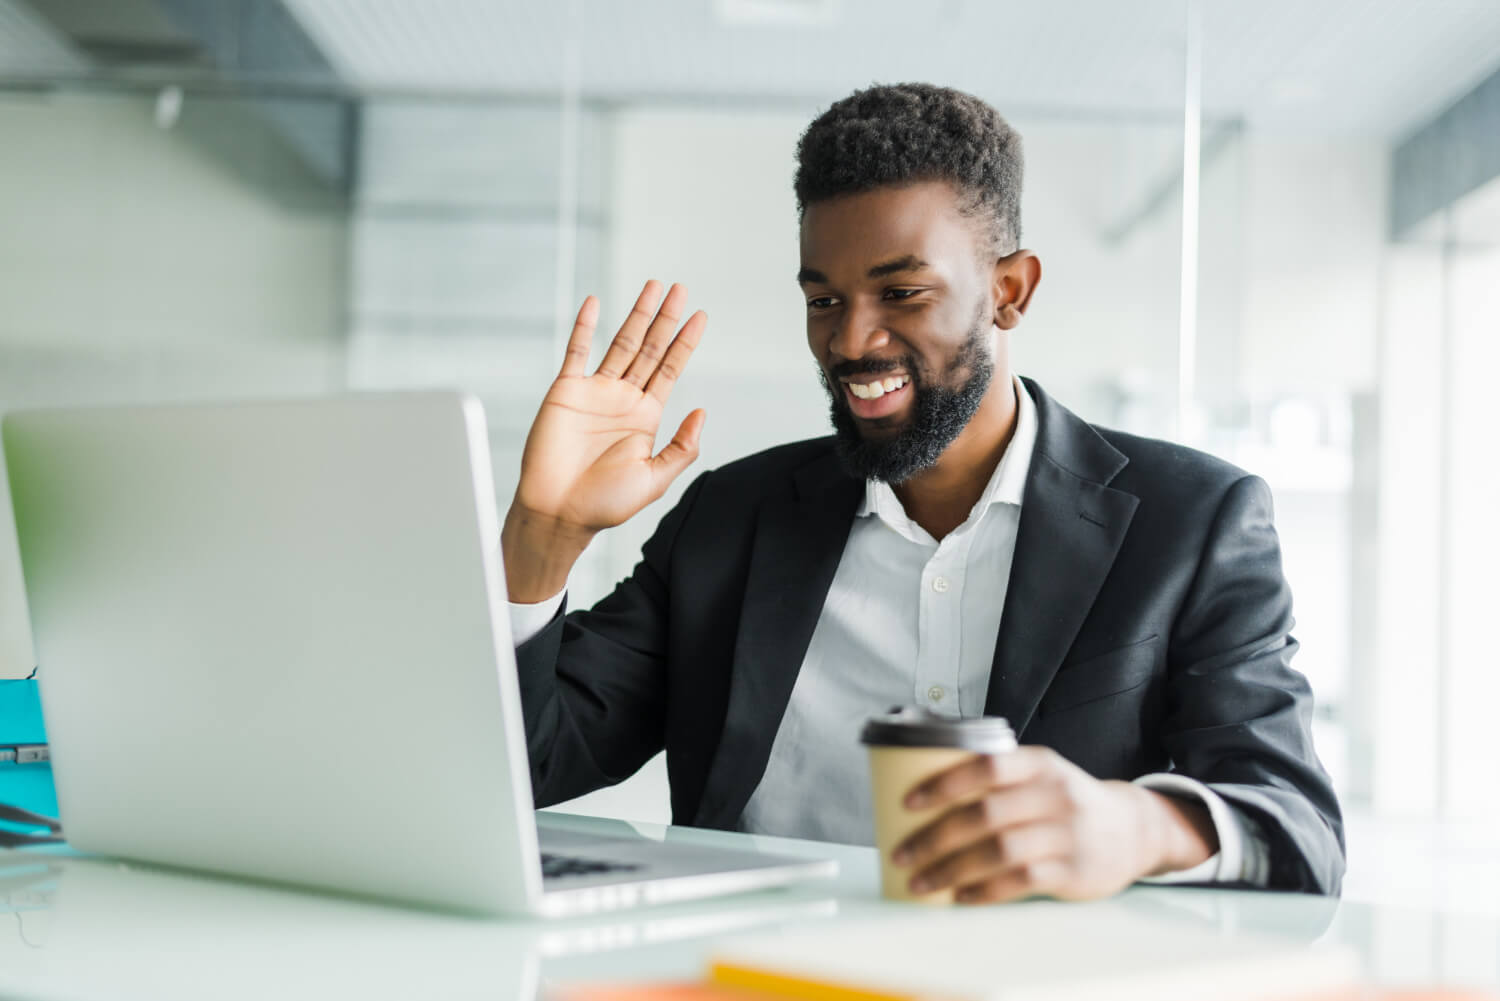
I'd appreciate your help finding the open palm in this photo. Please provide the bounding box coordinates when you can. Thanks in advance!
[513,281,708,534]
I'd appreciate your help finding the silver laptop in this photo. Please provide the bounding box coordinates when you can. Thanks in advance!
[2,393,835,916]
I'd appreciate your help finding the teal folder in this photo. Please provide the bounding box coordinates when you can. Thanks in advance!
[0,679,57,824]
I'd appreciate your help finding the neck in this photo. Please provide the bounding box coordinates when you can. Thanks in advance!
[891,375,1019,541]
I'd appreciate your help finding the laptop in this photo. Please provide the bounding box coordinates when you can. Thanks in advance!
[1,393,836,916]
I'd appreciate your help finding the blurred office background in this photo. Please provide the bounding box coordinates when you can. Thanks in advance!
[2,0,1498,930]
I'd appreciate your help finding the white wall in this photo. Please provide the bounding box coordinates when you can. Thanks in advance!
[1015,127,1386,429]
[1234,139,1384,397]
[1373,244,1445,816]
[343,100,609,583]
[1374,227,1500,820]
[1442,244,1500,819]
[0,91,348,679]
[0,95,346,362]
[1004,119,1183,433]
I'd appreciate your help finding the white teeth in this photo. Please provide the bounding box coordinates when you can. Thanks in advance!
[847,375,907,400]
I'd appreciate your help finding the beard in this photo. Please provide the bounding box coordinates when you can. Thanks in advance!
[820,301,995,484]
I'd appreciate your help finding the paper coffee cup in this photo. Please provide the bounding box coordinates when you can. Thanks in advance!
[861,708,1017,904]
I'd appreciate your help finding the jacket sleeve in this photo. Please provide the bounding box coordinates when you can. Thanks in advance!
[513,472,710,807]
[1161,474,1347,895]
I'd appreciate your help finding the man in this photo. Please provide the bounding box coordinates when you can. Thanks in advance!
[501,84,1344,901]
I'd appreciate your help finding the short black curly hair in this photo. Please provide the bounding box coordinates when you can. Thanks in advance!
[794,83,1023,256]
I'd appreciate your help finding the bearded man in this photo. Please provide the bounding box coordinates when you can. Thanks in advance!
[500,83,1344,901]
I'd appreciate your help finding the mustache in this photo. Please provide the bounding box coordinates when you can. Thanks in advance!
[826,357,916,381]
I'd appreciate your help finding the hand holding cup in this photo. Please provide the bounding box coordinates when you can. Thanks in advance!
[888,742,1220,905]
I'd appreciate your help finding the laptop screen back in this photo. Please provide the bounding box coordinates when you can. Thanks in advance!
[3,393,542,913]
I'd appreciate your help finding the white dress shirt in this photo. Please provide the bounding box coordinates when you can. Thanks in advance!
[510,378,1267,885]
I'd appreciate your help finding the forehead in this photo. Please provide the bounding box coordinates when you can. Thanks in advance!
[799,180,982,275]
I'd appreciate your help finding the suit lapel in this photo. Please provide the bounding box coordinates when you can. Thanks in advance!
[984,380,1139,737]
[693,455,863,829]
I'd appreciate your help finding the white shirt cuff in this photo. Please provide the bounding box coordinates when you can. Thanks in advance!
[508,591,566,646]
[1132,773,1271,886]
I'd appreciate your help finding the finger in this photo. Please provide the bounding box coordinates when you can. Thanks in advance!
[596,280,664,379]
[955,858,1072,905]
[893,781,1066,870]
[909,821,1067,896]
[621,283,689,388]
[647,408,706,497]
[904,746,1053,811]
[645,310,707,404]
[559,295,600,378]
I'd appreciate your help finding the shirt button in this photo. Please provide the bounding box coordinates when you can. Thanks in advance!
[932,576,950,593]
[927,685,946,702]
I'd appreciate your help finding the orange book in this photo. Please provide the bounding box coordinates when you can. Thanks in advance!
[705,902,1364,1001]
[550,983,774,1001]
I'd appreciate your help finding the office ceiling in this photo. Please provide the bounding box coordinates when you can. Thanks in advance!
[0,0,80,73]
[4,0,1500,140]
[279,0,1500,138]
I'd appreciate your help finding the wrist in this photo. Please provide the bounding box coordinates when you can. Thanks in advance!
[501,503,595,603]
[1135,786,1218,876]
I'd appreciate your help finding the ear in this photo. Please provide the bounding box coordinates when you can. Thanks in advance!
[991,251,1042,330]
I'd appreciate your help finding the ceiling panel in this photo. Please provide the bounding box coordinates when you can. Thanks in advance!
[1201,0,1500,138]
[284,0,1190,115]
[283,0,1500,138]
[5,0,1496,141]
[0,0,86,75]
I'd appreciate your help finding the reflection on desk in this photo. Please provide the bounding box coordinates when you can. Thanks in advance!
[1,813,1497,1001]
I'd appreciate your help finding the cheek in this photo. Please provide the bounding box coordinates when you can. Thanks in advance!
[892,307,959,357]
[929,297,977,331]
[806,314,832,358]
[921,298,986,347]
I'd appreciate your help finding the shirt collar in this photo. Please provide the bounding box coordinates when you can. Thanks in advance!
[856,375,1038,537]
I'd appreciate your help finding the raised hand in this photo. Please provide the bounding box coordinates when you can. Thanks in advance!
[502,281,707,602]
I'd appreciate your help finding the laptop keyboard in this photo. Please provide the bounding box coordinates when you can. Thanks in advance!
[540,852,644,880]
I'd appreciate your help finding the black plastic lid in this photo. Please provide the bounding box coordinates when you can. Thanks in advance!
[860,707,1016,751]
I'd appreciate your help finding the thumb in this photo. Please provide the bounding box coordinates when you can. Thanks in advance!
[648,408,706,494]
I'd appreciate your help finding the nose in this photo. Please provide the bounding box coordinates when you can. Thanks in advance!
[827,298,891,362]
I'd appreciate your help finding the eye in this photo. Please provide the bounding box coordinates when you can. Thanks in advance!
[807,296,840,310]
[884,288,922,301]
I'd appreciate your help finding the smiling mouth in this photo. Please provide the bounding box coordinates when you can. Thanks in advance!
[840,373,912,420]
[844,373,910,399]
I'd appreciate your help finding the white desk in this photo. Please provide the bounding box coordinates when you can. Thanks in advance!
[1,811,1497,1000]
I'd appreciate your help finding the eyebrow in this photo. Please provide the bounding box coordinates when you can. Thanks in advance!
[796,256,931,286]
[867,255,929,278]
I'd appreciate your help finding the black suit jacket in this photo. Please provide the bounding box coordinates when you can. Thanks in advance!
[515,378,1346,895]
